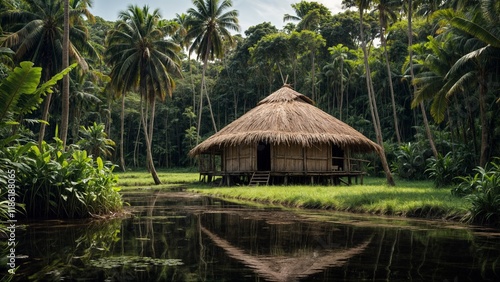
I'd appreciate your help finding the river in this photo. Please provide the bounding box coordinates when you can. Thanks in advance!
[5,189,500,281]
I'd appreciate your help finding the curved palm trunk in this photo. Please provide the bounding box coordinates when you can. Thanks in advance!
[148,96,156,150]
[60,0,70,149]
[196,45,218,145]
[195,63,206,145]
[140,94,161,185]
[205,83,217,132]
[380,21,401,144]
[359,5,395,186]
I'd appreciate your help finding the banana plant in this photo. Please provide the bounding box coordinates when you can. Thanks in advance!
[0,61,76,125]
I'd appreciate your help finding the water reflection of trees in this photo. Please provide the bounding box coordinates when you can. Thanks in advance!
[199,210,374,281]
[10,192,500,281]
[13,219,122,281]
[198,207,500,281]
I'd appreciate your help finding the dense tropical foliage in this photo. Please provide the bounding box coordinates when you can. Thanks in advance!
[0,0,499,223]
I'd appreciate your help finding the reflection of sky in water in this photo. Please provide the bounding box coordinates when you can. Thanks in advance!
[8,191,500,281]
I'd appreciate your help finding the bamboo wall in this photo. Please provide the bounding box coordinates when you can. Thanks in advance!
[221,143,346,173]
[274,144,304,172]
[305,144,330,171]
[224,145,255,172]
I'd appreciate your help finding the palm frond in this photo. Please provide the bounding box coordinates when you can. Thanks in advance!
[451,16,500,48]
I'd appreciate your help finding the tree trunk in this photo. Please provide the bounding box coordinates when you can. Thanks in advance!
[133,115,142,168]
[120,93,126,171]
[144,93,151,172]
[140,95,161,185]
[359,6,395,186]
[60,0,70,149]
[380,23,401,144]
[196,63,205,145]
[407,0,438,158]
[479,71,489,167]
[38,92,52,148]
[148,96,156,150]
[339,59,344,120]
[311,52,316,101]
[205,84,217,133]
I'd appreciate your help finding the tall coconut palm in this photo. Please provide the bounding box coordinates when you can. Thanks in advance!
[349,0,396,186]
[186,0,239,144]
[0,0,97,147]
[283,1,331,31]
[373,0,402,144]
[406,0,439,158]
[105,5,181,184]
[419,0,500,166]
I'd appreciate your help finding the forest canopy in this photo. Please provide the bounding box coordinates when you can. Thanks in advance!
[0,0,499,181]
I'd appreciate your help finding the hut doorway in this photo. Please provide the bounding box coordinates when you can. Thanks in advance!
[257,142,271,171]
[332,144,344,171]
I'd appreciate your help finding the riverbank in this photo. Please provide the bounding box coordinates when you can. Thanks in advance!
[188,178,470,221]
[115,171,470,222]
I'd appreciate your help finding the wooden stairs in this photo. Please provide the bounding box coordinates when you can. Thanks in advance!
[249,171,270,186]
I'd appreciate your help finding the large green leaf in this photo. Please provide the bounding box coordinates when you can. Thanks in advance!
[0,61,42,122]
[0,62,78,123]
[34,63,77,97]
[450,17,500,48]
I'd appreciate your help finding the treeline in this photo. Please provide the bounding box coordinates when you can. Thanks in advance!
[0,0,499,177]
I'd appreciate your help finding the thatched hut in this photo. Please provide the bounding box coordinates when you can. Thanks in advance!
[189,85,381,185]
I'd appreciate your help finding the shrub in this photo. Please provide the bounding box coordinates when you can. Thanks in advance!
[392,142,427,180]
[2,140,122,219]
[426,149,473,188]
[453,160,500,225]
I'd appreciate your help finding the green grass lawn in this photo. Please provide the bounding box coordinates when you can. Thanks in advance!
[115,169,200,189]
[189,177,470,220]
[116,170,470,221]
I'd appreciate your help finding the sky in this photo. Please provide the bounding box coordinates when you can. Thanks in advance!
[89,0,345,34]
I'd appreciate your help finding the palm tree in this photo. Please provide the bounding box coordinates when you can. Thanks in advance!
[350,0,396,186]
[418,0,500,166]
[0,0,97,147]
[105,5,181,184]
[173,13,192,50]
[373,0,402,144]
[186,0,239,144]
[411,35,459,124]
[327,44,349,119]
[60,0,70,148]
[70,71,103,142]
[290,30,325,101]
[406,0,439,158]
[283,1,331,31]
[77,122,115,160]
[174,13,198,115]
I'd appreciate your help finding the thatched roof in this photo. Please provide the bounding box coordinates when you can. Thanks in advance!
[189,85,380,156]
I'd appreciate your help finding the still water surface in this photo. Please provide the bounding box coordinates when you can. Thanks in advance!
[8,189,500,281]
